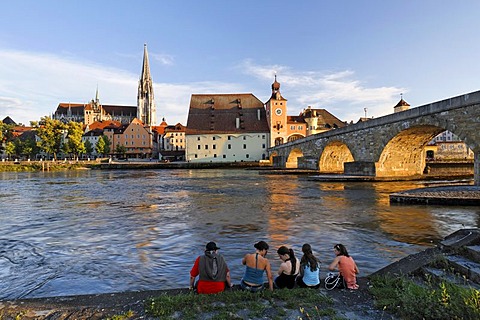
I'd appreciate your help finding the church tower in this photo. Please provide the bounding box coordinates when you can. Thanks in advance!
[265,75,288,147]
[394,93,410,113]
[137,44,156,126]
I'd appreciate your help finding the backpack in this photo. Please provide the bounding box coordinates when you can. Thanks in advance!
[324,272,345,290]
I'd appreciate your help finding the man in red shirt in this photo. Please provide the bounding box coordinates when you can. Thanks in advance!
[189,241,232,294]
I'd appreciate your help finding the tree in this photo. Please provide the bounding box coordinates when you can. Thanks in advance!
[102,135,111,155]
[20,138,39,159]
[0,121,14,153]
[84,140,93,157]
[95,135,111,157]
[5,141,15,159]
[65,121,85,160]
[35,117,66,160]
[115,144,127,158]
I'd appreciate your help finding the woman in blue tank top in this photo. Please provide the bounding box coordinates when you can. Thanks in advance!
[240,241,273,292]
[296,243,321,289]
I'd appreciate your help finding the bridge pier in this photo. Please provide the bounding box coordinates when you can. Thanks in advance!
[344,161,376,176]
[475,152,480,186]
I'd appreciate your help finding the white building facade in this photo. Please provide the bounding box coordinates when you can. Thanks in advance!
[185,93,269,163]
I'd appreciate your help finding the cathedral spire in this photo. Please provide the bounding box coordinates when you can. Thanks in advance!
[137,43,156,126]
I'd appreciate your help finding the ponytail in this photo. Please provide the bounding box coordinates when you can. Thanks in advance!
[289,248,297,275]
[301,243,319,272]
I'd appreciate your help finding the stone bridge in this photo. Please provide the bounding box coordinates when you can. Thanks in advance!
[269,90,480,185]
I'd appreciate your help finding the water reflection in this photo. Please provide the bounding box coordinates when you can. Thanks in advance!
[0,169,479,299]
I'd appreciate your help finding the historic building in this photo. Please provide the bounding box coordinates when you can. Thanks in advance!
[265,76,345,147]
[137,44,156,126]
[102,118,153,158]
[151,119,186,161]
[53,89,137,125]
[185,93,270,162]
[53,44,156,127]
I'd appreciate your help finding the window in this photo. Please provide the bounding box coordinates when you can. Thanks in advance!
[223,155,226,158]
[262,144,266,148]
[214,154,217,158]
[298,125,303,130]
[197,145,201,150]
[228,136,231,140]
[228,144,231,149]
[262,135,265,139]
[197,137,200,141]
[205,145,208,150]
[213,137,216,140]
[213,144,216,149]
[243,136,246,140]
[290,125,295,130]
[243,144,246,149]
[195,154,198,158]
[246,154,249,158]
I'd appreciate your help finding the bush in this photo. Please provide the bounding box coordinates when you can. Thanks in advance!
[370,275,480,319]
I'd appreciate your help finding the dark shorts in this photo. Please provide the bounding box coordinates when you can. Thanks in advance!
[240,279,264,292]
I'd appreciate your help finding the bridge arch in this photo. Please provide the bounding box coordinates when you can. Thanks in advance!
[287,133,305,143]
[286,148,304,168]
[319,140,354,173]
[376,125,444,177]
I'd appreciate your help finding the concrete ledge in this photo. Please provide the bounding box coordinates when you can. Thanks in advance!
[390,185,480,206]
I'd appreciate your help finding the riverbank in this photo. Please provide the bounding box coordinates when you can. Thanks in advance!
[3,229,480,319]
[0,277,387,320]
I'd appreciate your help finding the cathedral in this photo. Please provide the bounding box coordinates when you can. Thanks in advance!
[53,44,156,127]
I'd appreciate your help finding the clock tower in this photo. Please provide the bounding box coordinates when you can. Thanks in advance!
[265,75,287,147]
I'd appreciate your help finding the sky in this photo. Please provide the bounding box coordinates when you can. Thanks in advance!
[1,1,480,126]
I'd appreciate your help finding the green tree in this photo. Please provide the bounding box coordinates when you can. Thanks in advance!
[84,140,93,157]
[0,121,14,153]
[102,135,111,155]
[35,117,66,160]
[95,135,111,157]
[65,121,85,160]
[115,144,127,157]
[20,138,39,159]
[5,141,15,159]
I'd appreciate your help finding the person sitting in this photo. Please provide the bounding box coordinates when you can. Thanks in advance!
[296,243,321,289]
[274,246,300,289]
[189,241,232,294]
[328,243,359,290]
[240,240,273,292]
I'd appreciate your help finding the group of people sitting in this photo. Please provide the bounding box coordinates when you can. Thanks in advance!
[189,241,359,294]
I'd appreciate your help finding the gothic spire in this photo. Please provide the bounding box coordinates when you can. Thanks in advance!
[137,43,156,126]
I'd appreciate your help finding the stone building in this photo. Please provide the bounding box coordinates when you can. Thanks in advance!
[54,44,156,127]
[185,93,269,162]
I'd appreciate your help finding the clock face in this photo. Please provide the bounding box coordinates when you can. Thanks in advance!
[275,108,283,116]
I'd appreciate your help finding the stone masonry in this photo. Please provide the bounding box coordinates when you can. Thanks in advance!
[270,90,480,185]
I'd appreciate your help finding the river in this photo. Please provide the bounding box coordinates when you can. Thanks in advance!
[0,169,478,300]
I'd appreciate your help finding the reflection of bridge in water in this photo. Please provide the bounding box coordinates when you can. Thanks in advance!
[269,90,480,185]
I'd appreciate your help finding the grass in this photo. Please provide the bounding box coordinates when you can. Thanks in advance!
[145,288,334,319]
[0,161,99,172]
[369,274,480,320]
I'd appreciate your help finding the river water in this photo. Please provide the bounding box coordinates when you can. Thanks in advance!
[0,169,478,300]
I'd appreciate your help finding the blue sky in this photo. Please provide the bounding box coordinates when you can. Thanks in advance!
[1,1,480,126]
